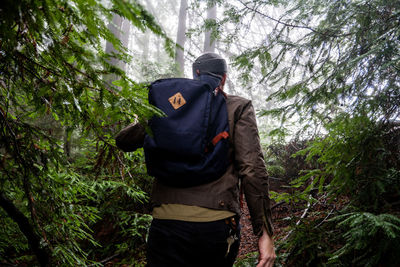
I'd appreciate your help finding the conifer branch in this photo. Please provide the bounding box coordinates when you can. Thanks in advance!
[0,193,49,267]
[236,0,357,38]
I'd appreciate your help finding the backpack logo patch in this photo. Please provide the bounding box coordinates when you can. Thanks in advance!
[168,92,186,110]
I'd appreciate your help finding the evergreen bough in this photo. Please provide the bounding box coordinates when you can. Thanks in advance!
[0,0,172,265]
[216,0,400,265]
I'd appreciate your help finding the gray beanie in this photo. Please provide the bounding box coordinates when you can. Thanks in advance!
[192,52,227,79]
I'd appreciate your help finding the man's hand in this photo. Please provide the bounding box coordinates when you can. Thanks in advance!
[256,227,276,267]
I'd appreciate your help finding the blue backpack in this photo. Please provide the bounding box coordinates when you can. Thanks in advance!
[143,74,230,187]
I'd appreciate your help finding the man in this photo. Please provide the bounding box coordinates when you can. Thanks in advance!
[116,53,275,267]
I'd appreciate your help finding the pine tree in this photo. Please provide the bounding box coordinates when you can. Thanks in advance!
[219,0,400,265]
[0,0,173,265]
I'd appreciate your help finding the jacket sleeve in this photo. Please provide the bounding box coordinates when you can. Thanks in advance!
[115,123,146,152]
[233,100,273,237]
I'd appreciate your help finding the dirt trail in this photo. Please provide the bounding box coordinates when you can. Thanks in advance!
[238,200,259,258]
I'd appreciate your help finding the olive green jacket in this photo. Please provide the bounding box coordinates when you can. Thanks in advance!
[115,95,273,236]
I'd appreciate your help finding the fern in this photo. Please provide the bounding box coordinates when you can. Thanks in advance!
[329,212,400,266]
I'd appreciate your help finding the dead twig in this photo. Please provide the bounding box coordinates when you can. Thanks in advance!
[87,253,120,266]
[314,207,336,229]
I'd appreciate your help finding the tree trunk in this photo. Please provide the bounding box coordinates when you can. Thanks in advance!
[204,4,217,52]
[104,14,123,84]
[175,0,188,75]
[144,0,161,62]
[0,193,49,266]
[64,127,71,158]
[105,14,123,67]
[141,31,150,59]
[120,19,131,72]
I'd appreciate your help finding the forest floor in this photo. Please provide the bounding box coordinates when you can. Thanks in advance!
[238,200,260,258]
[238,178,290,259]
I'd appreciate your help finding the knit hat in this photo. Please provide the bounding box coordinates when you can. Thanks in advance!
[192,52,227,79]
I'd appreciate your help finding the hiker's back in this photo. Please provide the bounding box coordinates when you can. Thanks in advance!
[143,74,230,187]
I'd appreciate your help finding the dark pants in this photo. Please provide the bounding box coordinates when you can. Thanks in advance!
[147,217,240,267]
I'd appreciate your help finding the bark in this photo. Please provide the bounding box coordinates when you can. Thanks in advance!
[175,0,188,75]
[104,14,123,84]
[144,0,160,61]
[204,4,217,52]
[0,192,49,266]
[120,19,131,71]
[63,127,71,158]
[105,14,123,68]
[104,14,133,82]
[142,31,150,59]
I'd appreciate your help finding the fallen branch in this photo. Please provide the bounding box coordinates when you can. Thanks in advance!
[282,199,311,242]
[282,177,314,242]
[88,254,120,266]
[271,201,286,210]
[314,207,336,229]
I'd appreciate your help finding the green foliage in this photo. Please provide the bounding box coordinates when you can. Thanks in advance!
[0,210,30,260]
[296,115,400,211]
[233,47,272,86]
[224,0,400,124]
[277,219,336,267]
[219,0,400,266]
[84,157,153,266]
[233,252,258,267]
[265,140,311,181]
[133,59,182,82]
[0,0,171,265]
[270,115,400,266]
[329,212,400,266]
